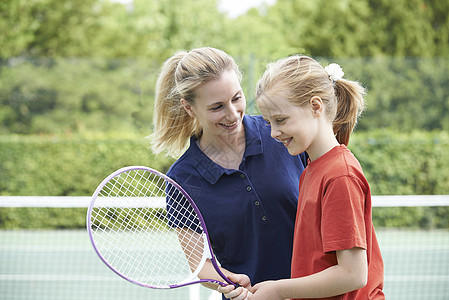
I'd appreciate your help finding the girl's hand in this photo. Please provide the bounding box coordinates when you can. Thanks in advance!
[248,281,283,300]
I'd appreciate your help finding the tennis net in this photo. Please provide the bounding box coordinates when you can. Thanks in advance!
[0,195,448,300]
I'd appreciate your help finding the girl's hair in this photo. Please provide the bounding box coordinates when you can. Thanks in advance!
[150,47,242,157]
[255,55,365,146]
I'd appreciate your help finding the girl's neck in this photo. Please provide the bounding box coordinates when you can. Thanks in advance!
[306,126,340,162]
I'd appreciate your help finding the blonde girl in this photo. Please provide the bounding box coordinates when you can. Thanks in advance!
[223,55,384,300]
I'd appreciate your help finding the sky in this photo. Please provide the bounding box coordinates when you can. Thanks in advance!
[218,0,276,18]
[113,0,277,18]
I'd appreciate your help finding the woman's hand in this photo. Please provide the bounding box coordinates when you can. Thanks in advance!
[217,273,252,300]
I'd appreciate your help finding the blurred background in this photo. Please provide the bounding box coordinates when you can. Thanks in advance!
[1,0,448,299]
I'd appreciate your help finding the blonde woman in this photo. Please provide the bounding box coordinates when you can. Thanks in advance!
[150,47,308,298]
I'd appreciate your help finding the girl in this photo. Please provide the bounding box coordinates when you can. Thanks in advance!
[232,55,384,299]
[150,47,308,298]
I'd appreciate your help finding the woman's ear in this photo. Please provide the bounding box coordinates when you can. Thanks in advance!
[180,98,196,118]
[310,96,324,118]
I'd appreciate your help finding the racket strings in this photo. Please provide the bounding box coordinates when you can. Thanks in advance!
[165,183,205,269]
[89,169,208,287]
[92,206,154,278]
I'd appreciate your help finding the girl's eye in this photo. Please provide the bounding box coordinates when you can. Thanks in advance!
[232,96,241,102]
[276,118,286,124]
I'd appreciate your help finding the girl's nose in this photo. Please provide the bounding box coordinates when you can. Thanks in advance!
[271,127,281,140]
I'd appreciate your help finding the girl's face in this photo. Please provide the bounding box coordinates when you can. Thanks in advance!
[182,70,246,141]
[257,92,319,156]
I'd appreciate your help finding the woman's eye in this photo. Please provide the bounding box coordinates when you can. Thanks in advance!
[211,104,223,111]
[232,96,241,102]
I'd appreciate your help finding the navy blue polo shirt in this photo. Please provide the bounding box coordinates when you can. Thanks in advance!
[167,115,307,286]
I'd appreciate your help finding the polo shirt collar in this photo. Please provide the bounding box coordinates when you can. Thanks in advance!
[190,115,263,184]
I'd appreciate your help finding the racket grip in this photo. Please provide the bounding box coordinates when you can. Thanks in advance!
[219,281,240,288]
[233,283,253,297]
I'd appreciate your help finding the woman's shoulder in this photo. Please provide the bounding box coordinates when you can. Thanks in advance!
[245,114,266,127]
[244,114,273,140]
[166,144,198,178]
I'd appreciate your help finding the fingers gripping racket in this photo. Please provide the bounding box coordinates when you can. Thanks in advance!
[87,166,237,289]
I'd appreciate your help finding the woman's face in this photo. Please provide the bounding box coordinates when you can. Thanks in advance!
[182,69,246,141]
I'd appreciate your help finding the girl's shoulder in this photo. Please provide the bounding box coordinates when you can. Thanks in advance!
[308,145,365,181]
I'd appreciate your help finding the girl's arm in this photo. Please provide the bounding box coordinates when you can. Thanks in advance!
[249,247,368,300]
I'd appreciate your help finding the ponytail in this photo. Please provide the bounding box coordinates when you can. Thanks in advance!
[332,79,365,146]
[150,51,198,157]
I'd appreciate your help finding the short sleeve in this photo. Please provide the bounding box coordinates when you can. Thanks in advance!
[321,175,367,253]
[166,183,203,234]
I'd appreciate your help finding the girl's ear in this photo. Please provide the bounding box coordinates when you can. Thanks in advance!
[180,98,196,118]
[310,96,324,118]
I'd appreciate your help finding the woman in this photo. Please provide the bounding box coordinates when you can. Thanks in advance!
[150,47,307,297]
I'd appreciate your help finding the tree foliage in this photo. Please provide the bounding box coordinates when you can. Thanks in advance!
[1,0,448,59]
[1,1,448,134]
[1,56,448,135]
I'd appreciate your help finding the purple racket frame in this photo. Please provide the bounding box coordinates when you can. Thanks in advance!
[86,166,236,289]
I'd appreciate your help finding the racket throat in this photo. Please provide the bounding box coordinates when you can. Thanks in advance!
[180,233,212,285]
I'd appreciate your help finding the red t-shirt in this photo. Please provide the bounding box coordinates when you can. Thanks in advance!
[291,145,384,299]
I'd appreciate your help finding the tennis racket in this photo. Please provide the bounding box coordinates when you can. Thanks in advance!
[86,166,237,289]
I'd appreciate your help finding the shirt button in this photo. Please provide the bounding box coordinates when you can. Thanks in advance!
[254,201,260,206]
[261,216,267,221]
[240,174,246,179]
[246,186,252,192]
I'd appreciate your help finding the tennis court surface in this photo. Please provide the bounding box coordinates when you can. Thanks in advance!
[1,196,448,299]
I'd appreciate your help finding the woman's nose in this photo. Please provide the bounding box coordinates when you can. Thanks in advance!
[226,104,239,118]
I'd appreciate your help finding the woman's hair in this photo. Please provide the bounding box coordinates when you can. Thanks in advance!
[255,55,365,146]
[150,47,242,157]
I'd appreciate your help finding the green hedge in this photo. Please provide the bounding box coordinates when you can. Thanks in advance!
[352,130,449,229]
[0,130,448,229]
[0,133,174,196]
[0,208,86,229]
[350,130,449,195]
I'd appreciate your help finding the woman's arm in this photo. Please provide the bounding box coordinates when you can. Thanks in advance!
[249,247,368,300]
[217,273,253,300]
[176,228,249,290]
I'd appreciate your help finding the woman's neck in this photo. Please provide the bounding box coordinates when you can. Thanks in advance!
[198,130,246,170]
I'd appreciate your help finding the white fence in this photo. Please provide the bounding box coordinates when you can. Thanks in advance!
[1,195,449,207]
